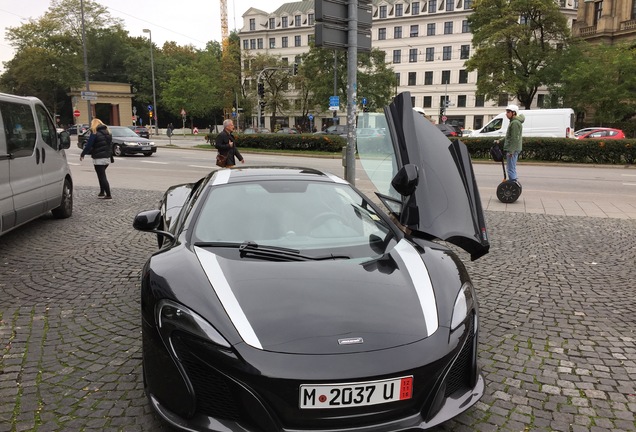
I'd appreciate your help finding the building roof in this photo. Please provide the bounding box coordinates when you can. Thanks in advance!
[273,0,315,15]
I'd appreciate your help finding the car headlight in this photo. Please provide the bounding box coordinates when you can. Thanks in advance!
[157,299,230,348]
[450,282,475,331]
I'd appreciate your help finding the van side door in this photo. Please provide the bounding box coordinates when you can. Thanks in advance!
[0,114,12,233]
[34,104,69,211]
[1,100,46,227]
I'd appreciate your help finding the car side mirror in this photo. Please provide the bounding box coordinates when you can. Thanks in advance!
[58,131,71,149]
[391,164,419,197]
[133,210,175,243]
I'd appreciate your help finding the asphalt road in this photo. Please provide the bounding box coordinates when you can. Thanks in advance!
[1,149,635,431]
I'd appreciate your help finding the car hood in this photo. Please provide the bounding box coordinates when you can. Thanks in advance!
[357,92,489,260]
[194,239,438,354]
[114,136,153,144]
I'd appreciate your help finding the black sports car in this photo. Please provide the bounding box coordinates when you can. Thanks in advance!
[78,126,157,156]
[133,92,489,431]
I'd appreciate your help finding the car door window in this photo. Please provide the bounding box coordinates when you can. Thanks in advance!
[35,105,57,149]
[0,101,37,158]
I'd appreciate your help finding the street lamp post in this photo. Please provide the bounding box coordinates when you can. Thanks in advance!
[143,29,158,136]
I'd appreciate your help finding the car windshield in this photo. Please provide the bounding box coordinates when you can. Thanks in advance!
[111,126,144,138]
[192,180,396,256]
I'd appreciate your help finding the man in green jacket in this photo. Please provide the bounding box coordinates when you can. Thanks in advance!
[503,104,524,181]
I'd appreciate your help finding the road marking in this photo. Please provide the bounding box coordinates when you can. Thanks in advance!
[189,165,215,169]
[624,183,636,186]
[140,161,169,165]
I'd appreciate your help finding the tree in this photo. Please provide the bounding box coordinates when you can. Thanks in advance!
[466,0,571,109]
[554,42,636,122]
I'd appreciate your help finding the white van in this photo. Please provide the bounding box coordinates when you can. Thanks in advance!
[471,108,575,138]
[0,93,73,236]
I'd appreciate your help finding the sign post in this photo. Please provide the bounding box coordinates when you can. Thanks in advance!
[181,108,186,137]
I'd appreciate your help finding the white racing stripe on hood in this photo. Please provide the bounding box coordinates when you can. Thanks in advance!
[212,169,231,185]
[194,247,263,349]
[394,239,438,335]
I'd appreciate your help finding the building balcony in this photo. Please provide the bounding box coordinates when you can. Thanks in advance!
[579,25,597,37]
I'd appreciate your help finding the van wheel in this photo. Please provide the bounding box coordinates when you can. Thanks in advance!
[52,179,73,219]
[113,144,123,156]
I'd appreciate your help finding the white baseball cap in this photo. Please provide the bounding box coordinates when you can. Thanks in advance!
[505,104,519,113]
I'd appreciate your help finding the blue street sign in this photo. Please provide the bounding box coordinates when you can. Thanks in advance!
[308,114,314,120]
[329,96,339,107]
[148,105,153,111]
[362,97,367,106]
[232,111,237,117]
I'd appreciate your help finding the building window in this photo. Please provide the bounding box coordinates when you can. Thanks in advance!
[395,72,401,87]
[282,57,288,64]
[269,38,275,48]
[408,72,417,86]
[424,71,433,85]
[243,39,249,50]
[410,25,419,37]
[295,15,301,27]
[475,95,485,107]
[459,69,468,83]
[462,20,470,33]
[633,1,636,19]
[244,60,250,70]
[428,0,437,13]
[282,16,288,28]
[308,34,314,44]
[250,39,256,49]
[412,1,420,15]
[378,28,387,40]
[282,36,288,48]
[594,1,603,25]
[458,95,466,107]
[444,22,453,34]
[439,95,449,108]
[425,47,434,61]
[441,70,450,84]
[396,4,403,16]
[537,94,545,108]
[257,38,263,49]
[446,0,455,11]
[309,13,315,25]
[498,94,509,106]
[269,18,276,29]
[460,45,470,59]
[465,0,473,9]
[423,96,432,108]
[249,18,256,31]
[394,26,402,38]
[427,23,436,36]
[411,96,416,106]
[443,46,452,60]
[409,48,418,62]
[294,35,301,46]
[380,5,387,18]
[393,49,401,63]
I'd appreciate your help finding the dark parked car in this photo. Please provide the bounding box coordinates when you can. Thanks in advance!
[66,124,88,135]
[313,124,348,138]
[435,124,462,137]
[241,127,271,134]
[78,125,157,156]
[132,92,489,432]
[276,127,299,134]
[128,125,150,139]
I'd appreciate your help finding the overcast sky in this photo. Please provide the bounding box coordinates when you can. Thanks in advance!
[0,1,288,72]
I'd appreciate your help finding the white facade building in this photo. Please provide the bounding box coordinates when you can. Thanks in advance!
[239,0,578,131]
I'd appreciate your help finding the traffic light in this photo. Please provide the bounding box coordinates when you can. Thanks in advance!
[292,63,298,75]
[149,111,153,118]
[439,107,445,117]
[259,101,266,109]
[258,82,265,98]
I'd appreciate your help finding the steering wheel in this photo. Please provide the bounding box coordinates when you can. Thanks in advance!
[308,212,347,227]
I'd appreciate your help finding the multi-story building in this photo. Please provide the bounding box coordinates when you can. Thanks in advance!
[572,0,636,44]
[239,0,578,131]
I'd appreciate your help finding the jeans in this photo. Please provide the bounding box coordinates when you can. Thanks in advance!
[94,164,111,196]
[506,151,519,181]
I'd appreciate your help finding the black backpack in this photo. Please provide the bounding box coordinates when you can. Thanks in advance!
[490,144,504,162]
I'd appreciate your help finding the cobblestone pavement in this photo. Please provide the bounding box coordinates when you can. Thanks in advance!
[1,186,635,432]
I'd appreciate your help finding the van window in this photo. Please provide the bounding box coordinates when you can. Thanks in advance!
[1,101,37,158]
[482,118,503,133]
[35,105,57,148]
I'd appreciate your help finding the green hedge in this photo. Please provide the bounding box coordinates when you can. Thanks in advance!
[458,137,636,164]
[206,133,345,152]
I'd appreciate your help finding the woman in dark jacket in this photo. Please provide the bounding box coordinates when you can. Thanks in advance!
[80,118,113,199]
[215,119,244,167]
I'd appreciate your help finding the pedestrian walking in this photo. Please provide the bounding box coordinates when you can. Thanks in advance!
[80,118,113,199]
[503,104,524,181]
[215,119,244,168]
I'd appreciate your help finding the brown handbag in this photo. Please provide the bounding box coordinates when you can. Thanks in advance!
[216,152,227,167]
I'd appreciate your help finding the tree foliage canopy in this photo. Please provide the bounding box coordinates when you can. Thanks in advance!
[466,0,571,109]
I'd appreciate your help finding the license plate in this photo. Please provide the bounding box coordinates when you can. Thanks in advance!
[299,376,413,409]
[141,146,151,150]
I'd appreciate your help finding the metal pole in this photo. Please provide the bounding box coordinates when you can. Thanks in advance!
[345,0,358,184]
[333,51,338,126]
[143,29,158,136]
[80,0,91,124]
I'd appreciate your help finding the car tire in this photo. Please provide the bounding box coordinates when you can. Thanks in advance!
[143,152,153,157]
[113,144,123,157]
[51,179,73,219]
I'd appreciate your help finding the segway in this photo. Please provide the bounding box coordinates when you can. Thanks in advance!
[496,156,522,203]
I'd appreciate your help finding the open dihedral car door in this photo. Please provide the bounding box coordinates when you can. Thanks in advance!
[357,91,489,260]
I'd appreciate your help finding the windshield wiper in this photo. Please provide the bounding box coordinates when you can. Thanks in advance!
[194,241,349,262]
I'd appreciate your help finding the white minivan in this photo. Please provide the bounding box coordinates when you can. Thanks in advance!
[471,108,575,138]
[0,93,73,236]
